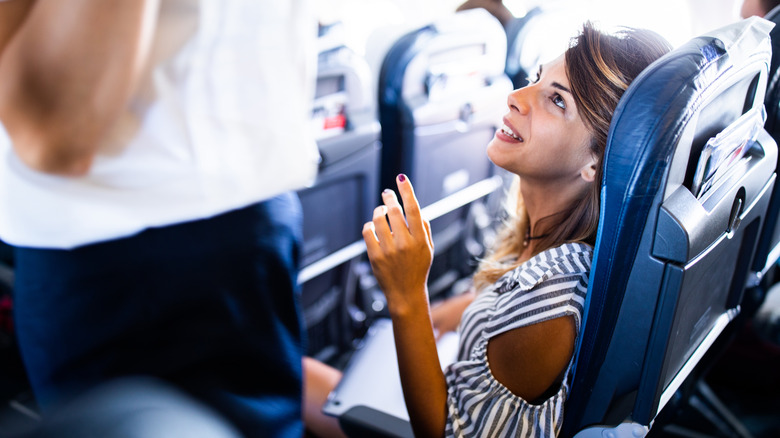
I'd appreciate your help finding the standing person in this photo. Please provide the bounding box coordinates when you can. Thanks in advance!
[0,1,320,437]
[303,22,671,437]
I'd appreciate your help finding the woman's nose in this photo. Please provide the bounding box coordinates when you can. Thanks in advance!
[507,87,530,115]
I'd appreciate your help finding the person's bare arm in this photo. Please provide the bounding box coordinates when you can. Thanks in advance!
[487,315,576,402]
[0,0,34,53]
[363,177,447,437]
[0,0,159,176]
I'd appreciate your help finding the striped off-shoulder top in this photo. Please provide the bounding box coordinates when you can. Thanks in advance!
[444,242,592,437]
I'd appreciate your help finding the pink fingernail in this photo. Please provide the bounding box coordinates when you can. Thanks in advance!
[398,174,406,182]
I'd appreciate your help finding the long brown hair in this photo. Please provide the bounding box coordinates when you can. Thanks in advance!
[472,22,672,291]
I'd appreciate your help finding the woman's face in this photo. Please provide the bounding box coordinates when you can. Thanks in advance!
[486,55,595,186]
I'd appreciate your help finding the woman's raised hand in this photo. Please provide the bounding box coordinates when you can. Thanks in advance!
[362,174,434,318]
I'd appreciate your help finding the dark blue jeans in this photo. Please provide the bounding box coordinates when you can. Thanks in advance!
[13,193,305,438]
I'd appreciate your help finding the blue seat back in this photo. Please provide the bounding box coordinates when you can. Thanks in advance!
[504,7,544,89]
[376,9,512,297]
[377,9,510,209]
[562,17,776,437]
[504,6,581,89]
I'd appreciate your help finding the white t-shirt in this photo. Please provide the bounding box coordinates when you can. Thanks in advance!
[0,0,320,249]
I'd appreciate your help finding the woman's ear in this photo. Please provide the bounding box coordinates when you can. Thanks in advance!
[580,156,598,183]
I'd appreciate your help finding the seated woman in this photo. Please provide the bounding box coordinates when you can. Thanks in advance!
[304,22,672,438]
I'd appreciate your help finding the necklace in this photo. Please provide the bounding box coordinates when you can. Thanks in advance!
[523,230,549,247]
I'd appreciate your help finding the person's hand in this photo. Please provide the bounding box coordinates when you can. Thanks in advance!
[362,174,434,318]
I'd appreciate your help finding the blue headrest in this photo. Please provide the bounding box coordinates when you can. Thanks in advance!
[504,7,543,88]
[504,6,582,89]
[563,17,774,435]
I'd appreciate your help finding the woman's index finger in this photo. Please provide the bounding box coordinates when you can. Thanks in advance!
[395,174,425,233]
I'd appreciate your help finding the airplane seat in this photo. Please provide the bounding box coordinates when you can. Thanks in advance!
[297,28,382,361]
[375,8,513,301]
[561,17,776,438]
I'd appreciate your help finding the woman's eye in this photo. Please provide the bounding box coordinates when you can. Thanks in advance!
[551,93,566,110]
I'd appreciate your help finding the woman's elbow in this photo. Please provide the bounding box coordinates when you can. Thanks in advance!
[0,89,99,176]
[13,136,94,176]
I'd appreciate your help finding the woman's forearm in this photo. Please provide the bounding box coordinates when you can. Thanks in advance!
[390,289,449,438]
[0,0,159,175]
[363,176,446,435]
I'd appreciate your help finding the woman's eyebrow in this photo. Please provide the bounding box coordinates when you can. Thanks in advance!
[551,82,572,95]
